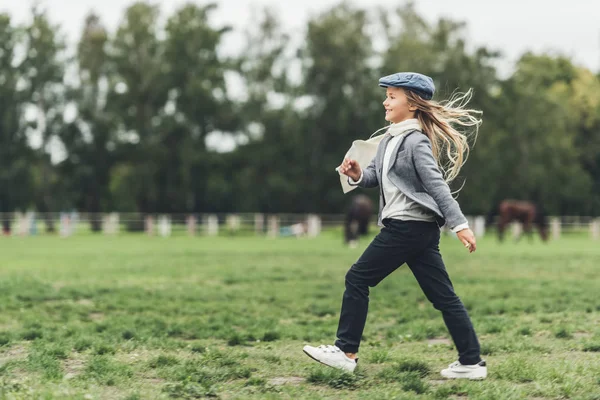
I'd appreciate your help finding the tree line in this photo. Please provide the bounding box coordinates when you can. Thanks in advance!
[1,1,599,232]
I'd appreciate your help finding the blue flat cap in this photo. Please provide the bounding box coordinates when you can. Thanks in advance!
[379,72,435,100]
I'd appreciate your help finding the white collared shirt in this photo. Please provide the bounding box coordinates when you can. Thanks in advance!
[380,131,437,223]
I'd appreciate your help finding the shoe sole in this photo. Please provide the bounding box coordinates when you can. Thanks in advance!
[442,376,486,380]
[302,348,355,373]
[441,372,487,380]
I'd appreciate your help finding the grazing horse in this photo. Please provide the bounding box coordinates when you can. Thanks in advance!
[486,200,549,242]
[344,194,374,247]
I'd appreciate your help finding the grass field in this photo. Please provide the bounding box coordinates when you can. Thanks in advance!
[1,230,600,399]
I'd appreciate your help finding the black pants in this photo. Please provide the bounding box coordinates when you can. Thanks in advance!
[334,218,481,365]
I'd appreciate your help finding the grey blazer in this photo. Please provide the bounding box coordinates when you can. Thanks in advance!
[350,129,467,229]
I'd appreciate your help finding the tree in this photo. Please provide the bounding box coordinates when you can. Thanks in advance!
[59,13,117,231]
[108,2,169,214]
[491,54,592,214]
[160,3,231,212]
[549,67,600,215]
[20,6,66,232]
[298,3,381,212]
[225,7,301,213]
[0,14,34,233]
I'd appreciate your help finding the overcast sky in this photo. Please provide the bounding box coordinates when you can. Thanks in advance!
[1,0,599,154]
[1,0,599,75]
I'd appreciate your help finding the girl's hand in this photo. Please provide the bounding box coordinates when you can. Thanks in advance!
[457,228,477,253]
[338,158,362,181]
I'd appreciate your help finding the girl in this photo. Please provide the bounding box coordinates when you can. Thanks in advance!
[303,72,487,380]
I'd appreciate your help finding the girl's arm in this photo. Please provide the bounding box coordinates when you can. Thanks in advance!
[347,157,378,189]
[412,135,468,230]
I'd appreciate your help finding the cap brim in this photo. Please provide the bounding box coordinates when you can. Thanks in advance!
[379,84,432,99]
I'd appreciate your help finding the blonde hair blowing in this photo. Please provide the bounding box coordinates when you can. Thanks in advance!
[405,88,482,186]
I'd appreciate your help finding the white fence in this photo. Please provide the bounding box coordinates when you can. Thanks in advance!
[1,212,599,239]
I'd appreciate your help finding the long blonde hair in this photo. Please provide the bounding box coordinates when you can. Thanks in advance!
[405,89,482,185]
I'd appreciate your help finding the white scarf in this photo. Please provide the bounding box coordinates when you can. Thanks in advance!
[337,119,422,193]
[386,119,421,137]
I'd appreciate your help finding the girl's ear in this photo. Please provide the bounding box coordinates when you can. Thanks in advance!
[408,103,417,112]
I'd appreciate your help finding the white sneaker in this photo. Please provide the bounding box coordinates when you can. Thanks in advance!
[303,344,357,373]
[441,360,487,380]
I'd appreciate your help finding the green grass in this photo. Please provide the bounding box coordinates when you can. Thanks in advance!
[1,230,600,399]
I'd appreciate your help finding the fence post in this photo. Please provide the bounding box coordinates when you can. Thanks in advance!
[226,214,241,233]
[551,217,561,240]
[511,222,522,239]
[70,211,79,235]
[60,212,72,237]
[254,213,264,235]
[306,214,322,238]
[591,218,600,240]
[102,213,109,235]
[15,212,27,236]
[187,215,197,236]
[158,215,172,237]
[267,215,279,238]
[473,216,485,237]
[23,212,35,236]
[205,214,219,236]
[145,215,155,236]
[466,216,475,231]
[28,212,37,235]
[103,213,119,235]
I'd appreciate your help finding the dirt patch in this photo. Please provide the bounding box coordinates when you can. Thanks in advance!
[0,323,18,331]
[427,337,452,345]
[115,349,192,366]
[0,344,28,363]
[77,299,94,307]
[574,332,592,339]
[0,345,32,385]
[144,377,166,385]
[89,312,105,322]
[268,376,306,386]
[94,387,124,399]
[64,357,86,379]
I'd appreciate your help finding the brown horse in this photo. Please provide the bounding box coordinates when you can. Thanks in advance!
[345,194,374,247]
[487,200,549,242]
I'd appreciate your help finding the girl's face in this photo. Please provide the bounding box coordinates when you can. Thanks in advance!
[383,87,416,123]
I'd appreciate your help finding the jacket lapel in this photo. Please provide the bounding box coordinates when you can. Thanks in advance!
[386,130,418,174]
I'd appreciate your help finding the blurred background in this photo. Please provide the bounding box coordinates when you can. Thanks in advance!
[0,0,599,237]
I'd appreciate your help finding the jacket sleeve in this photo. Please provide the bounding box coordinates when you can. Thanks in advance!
[412,136,467,229]
[348,157,378,188]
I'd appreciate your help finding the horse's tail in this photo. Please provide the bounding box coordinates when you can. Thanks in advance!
[534,203,549,228]
[344,204,354,243]
[486,201,499,228]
